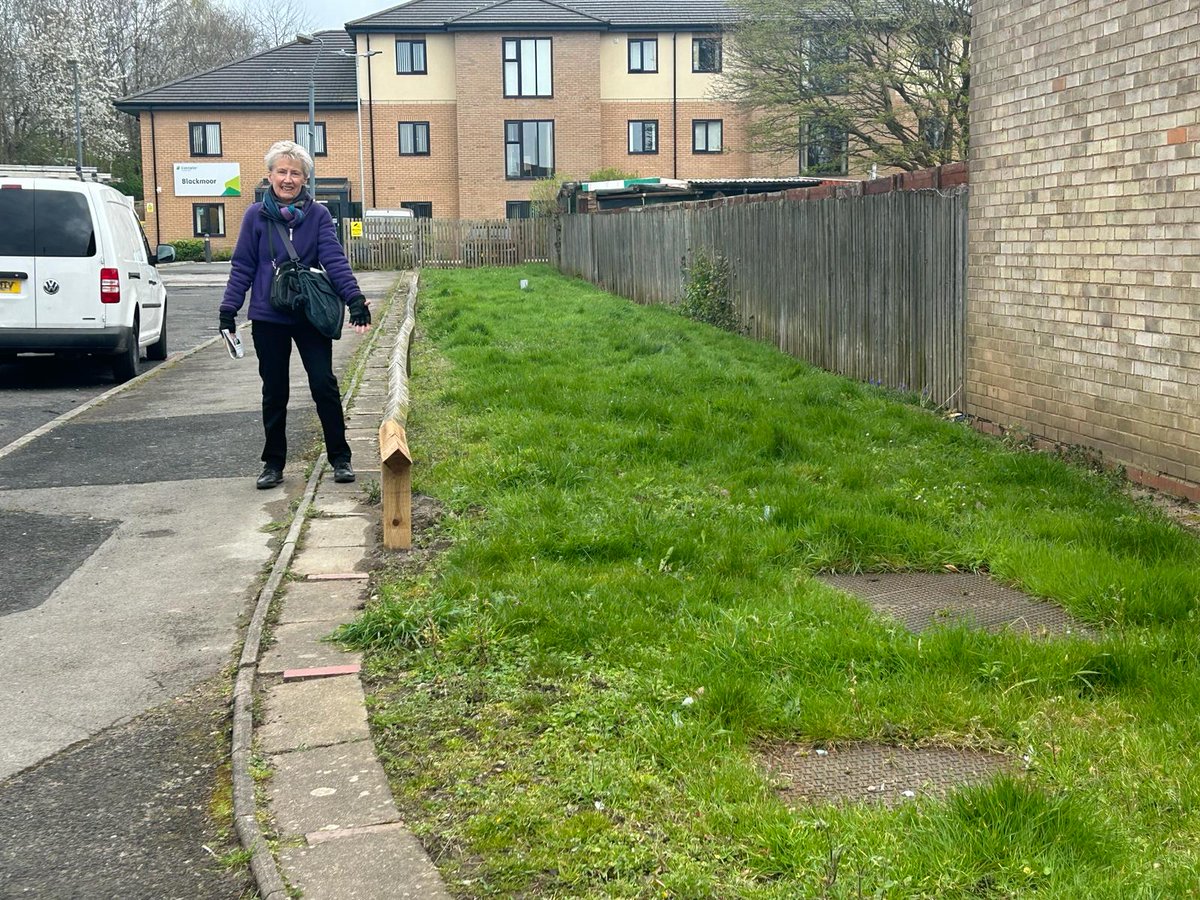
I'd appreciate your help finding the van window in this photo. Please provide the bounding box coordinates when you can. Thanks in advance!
[0,189,97,258]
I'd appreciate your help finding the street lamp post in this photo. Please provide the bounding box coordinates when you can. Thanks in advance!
[295,33,326,188]
[338,47,382,212]
[68,59,83,181]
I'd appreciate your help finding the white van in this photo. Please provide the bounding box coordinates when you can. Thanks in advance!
[0,178,176,382]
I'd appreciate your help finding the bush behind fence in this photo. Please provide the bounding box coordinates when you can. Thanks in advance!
[554,188,968,407]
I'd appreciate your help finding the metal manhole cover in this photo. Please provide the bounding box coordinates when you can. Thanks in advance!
[760,742,1013,808]
[819,572,1093,638]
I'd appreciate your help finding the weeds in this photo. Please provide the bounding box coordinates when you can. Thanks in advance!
[680,249,739,333]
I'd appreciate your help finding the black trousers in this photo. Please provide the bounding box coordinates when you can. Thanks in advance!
[251,317,350,470]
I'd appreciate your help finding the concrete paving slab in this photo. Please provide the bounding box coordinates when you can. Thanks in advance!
[315,477,371,496]
[268,741,400,837]
[259,677,370,754]
[292,544,370,576]
[260,620,362,675]
[313,495,374,516]
[277,580,366,625]
[280,826,452,900]
[305,515,374,550]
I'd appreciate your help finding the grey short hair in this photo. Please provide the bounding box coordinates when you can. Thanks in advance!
[265,140,313,179]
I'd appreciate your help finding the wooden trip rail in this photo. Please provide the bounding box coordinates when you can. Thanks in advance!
[379,276,419,549]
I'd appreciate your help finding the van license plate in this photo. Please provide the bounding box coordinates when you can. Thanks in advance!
[0,280,20,294]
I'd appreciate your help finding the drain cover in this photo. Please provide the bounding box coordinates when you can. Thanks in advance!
[760,742,1013,807]
[819,572,1092,638]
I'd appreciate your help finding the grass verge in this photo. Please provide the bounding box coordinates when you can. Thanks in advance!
[339,264,1200,898]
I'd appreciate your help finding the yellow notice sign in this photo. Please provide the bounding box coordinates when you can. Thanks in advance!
[350,220,363,238]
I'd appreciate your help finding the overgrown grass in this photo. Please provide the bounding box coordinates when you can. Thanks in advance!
[340,264,1200,897]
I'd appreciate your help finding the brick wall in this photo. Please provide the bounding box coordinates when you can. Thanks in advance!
[364,102,459,216]
[969,0,1200,494]
[140,108,359,250]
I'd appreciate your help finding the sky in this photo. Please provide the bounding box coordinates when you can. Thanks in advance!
[294,0,399,30]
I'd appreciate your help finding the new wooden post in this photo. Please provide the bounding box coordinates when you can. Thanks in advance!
[379,419,412,549]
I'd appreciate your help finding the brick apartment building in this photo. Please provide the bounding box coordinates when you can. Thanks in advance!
[115,0,810,250]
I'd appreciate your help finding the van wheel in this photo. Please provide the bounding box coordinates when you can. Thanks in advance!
[113,316,140,383]
[146,309,167,361]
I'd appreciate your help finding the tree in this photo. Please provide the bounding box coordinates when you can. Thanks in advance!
[723,0,970,173]
[0,0,311,184]
[528,167,636,217]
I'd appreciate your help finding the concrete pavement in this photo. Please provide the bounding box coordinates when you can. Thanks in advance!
[234,272,452,900]
[0,266,449,898]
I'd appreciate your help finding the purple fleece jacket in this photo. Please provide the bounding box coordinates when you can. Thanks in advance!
[220,201,363,326]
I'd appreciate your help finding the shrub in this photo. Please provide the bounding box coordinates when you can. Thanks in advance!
[679,249,739,332]
[169,238,204,262]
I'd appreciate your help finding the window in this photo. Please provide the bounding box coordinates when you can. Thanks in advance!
[804,123,848,174]
[398,122,430,155]
[192,203,226,237]
[0,189,96,257]
[506,201,532,219]
[294,121,327,156]
[628,120,658,154]
[188,122,221,156]
[401,201,433,218]
[692,37,721,73]
[396,39,427,74]
[692,119,722,153]
[628,38,657,73]
[505,120,554,179]
[920,116,945,150]
[503,38,552,97]
[804,37,849,94]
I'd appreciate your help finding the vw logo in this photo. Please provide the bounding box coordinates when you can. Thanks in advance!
[43,280,60,295]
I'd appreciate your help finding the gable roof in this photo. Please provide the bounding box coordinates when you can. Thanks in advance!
[115,30,357,112]
[347,0,736,32]
[449,0,609,28]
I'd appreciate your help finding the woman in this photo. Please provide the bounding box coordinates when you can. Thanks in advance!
[219,140,371,489]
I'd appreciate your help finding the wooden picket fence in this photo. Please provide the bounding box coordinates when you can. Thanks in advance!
[348,217,551,270]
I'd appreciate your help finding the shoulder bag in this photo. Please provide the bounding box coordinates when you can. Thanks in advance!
[268,221,345,340]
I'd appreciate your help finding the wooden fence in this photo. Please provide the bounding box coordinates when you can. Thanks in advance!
[554,188,968,407]
[349,217,550,270]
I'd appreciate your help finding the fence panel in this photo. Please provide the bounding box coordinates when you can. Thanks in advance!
[348,218,550,270]
[553,189,967,407]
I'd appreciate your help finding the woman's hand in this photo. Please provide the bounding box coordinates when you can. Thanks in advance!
[348,296,371,334]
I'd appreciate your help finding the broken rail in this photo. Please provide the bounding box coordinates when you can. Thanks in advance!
[379,276,417,549]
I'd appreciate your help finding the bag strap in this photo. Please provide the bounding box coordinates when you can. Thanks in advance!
[272,221,300,262]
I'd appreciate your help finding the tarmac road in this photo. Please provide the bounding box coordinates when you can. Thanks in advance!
[0,264,394,897]
[0,262,230,448]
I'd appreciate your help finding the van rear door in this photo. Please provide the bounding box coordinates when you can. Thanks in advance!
[31,185,102,331]
[0,185,38,329]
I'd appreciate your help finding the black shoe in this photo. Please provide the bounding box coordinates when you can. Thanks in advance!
[256,467,284,489]
[332,461,356,483]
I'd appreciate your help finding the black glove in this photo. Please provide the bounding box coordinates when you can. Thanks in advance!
[219,310,236,333]
[348,295,371,327]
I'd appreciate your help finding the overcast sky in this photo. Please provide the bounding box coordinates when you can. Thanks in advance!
[295,0,397,30]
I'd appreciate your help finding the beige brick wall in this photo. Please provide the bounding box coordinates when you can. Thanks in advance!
[969,0,1200,488]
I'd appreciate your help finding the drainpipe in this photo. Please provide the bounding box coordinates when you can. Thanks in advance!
[150,108,160,242]
[672,32,678,179]
[366,33,377,208]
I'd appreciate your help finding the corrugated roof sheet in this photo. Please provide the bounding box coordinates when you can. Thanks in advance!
[115,30,357,111]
